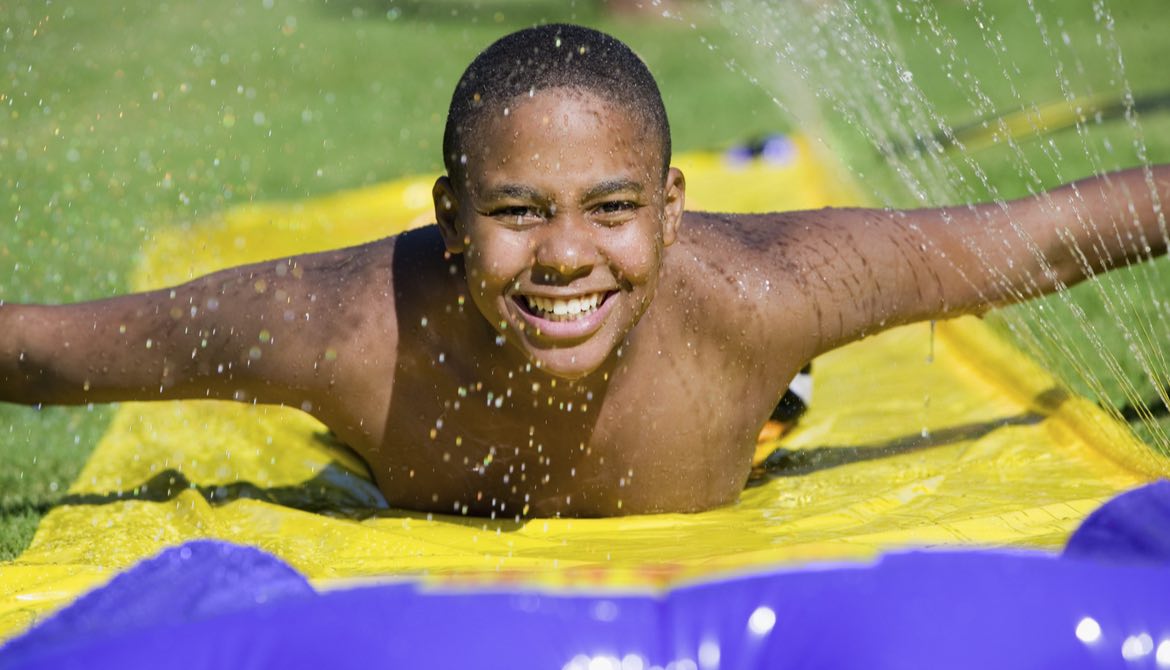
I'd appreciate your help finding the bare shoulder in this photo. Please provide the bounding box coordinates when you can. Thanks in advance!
[655,211,827,382]
[665,206,954,364]
[673,209,829,277]
[667,209,832,327]
[668,202,1061,360]
[215,234,400,352]
[179,227,455,443]
[170,235,406,411]
[266,229,449,423]
[675,207,892,273]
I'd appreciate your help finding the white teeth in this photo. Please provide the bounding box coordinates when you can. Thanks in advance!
[524,293,604,321]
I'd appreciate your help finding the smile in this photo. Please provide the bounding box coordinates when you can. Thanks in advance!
[522,292,608,322]
[511,290,617,342]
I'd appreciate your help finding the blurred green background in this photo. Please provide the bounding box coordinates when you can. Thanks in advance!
[3,0,1170,559]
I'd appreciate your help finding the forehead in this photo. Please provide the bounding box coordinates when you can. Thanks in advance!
[463,88,663,190]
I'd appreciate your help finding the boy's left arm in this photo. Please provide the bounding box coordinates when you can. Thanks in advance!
[765,164,1170,357]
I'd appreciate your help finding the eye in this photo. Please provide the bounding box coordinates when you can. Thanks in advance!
[488,205,544,227]
[492,206,534,217]
[592,200,639,225]
[598,201,635,213]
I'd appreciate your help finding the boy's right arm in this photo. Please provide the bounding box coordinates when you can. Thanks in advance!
[0,241,397,418]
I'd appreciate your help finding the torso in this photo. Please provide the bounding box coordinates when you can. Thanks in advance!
[318,215,813,517]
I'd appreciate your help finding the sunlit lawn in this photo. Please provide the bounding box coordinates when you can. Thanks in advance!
[3,0,1169,558]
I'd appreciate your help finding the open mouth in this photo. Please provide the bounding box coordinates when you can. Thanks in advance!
[516,291,613,322]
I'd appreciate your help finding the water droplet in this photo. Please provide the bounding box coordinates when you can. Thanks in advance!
[1075,617,1102,644]
[1122,633,1154,660]
[1154,639,1170,665]
[698,640,720,669]
[748,606,777,635]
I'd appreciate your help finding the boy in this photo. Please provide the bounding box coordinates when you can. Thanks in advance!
[2,25,1168,517]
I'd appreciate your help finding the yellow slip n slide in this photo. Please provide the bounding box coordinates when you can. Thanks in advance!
[2,137,1164,641]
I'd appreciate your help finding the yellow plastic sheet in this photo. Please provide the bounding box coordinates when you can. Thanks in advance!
[2,139,1165,641]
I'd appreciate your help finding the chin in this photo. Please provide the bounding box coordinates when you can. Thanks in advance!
[521,340,614,381]
[529,352,604,380]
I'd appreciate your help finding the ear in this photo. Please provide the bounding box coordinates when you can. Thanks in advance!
[661,167,685,247]
[433,176,466,254]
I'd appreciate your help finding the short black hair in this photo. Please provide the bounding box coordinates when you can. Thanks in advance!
[442,24,671,183]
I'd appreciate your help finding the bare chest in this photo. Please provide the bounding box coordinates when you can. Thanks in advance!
[361,344,773,517]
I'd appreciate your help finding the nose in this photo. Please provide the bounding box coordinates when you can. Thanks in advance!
[532,214,597,283]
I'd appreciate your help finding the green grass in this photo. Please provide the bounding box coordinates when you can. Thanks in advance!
[4,0,1170,559]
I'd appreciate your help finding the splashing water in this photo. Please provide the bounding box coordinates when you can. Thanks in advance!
[710,0,1170,453]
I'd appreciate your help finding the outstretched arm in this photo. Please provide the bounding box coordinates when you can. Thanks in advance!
[0,241,397,414]
[756,164,1170,357]
[914,163,1169,310]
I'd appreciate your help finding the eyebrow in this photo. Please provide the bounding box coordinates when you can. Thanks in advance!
[478,179,644,203]
[582,178,643,201]
[480,184,545,201]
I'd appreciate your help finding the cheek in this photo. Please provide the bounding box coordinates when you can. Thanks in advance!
[465,228,531,289]
[604,224,663,285]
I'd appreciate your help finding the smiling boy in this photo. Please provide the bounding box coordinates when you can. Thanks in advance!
[3,25,1169,517]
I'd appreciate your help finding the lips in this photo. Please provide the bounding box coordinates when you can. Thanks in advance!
[513,290,616,340]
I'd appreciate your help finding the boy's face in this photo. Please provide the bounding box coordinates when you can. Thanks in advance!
[434,88,684,379]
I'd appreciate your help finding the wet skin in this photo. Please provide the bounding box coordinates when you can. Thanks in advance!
[4,88,1170,516]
